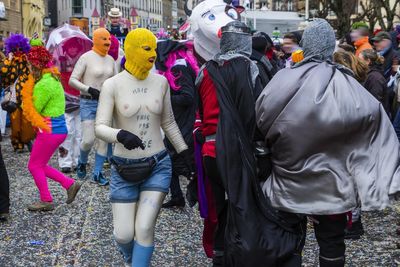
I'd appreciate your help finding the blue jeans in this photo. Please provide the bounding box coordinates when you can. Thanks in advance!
[110,150,172,203]
[80,98,98,121]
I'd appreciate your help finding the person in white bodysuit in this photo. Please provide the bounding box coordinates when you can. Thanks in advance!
[95,28,193,267]
[69,28,116,185]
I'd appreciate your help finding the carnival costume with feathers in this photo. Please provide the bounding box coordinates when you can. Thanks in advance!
[24,46,80,208]
[1,34,35,151]
[22,46,64,133]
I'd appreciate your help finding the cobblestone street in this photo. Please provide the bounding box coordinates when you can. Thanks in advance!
[0,137,400,266]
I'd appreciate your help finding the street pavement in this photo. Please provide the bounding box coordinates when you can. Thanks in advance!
[0,136,400,266]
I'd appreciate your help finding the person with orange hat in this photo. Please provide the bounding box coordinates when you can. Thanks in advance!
[69,28,116,186]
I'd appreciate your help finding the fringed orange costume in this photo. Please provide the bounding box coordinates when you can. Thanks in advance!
[1,54,35,151]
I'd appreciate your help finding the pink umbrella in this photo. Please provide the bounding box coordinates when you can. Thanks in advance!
[46,24,92,95]
[46,23,92,73]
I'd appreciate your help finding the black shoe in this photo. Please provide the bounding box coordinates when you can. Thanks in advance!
[27,141,33,152]
[186,179,198,208]
[345,220,365,240]
[212,251,224,267]
[61,167,72,174]
[162,197,185,208]
[0,213,9,222]
[319,256,345,267]
[76,163,87,179]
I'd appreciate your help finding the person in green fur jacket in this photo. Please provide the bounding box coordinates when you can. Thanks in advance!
[23,46,83,211]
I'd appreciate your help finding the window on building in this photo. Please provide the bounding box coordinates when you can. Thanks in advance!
[288,0,293,11]
[72,0,83,16]
[274,0,282,11]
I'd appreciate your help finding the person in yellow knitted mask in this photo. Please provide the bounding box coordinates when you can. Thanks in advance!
[124,28,157,80]
[92,28,111,57]
[95,27,193,266]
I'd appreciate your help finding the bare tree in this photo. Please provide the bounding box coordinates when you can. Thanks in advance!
[352,0,400,32]
[373,0,400,31]
[354,0,378,34]
[311,0,329,18]
[313,0,358,38]
[330,0,358,37]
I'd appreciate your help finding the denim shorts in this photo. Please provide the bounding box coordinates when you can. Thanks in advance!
[110,150,172,203]
[80,98,98,121]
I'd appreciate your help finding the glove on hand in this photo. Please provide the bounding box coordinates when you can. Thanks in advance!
[194,129,205,145]
[88,87,100,100]
[117,130,145,150]
[179,149,195,179]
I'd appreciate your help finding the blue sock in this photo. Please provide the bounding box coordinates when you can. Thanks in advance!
[116,240,133,264]
[132,241,154,267]
[93,153,106,175]
[79,149,90,165]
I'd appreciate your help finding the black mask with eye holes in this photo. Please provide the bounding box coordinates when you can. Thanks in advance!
[220,21,252,56]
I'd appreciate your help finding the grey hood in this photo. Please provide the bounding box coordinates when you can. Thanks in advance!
[297,19,336,65]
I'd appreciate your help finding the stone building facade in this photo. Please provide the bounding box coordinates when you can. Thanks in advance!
[22,0,45,38]
[0,0,23,37]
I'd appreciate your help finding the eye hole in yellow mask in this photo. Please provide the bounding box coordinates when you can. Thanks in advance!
[142,46,151,51]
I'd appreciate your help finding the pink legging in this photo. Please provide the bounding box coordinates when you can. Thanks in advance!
[28,132,74,202]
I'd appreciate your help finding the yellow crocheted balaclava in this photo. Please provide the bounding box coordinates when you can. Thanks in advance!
[124,28,157,80]
[92,28,111,57]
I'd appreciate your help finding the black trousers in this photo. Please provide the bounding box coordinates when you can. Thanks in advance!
[0,146,10,214]
[168,146,194,200]
[203,156,227,254]
[313,214,347,267]
[280,213,347,267]
[169,153,186,200]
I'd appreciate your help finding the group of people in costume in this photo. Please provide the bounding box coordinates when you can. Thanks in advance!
[0,1,400,267]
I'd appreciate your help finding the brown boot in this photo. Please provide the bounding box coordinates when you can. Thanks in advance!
[66,180,83,204]
[27,201,54,212]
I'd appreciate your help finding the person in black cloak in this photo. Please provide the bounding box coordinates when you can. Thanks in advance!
[250,32,277,88]
[155,40,198,208]
[198,20,303,267]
